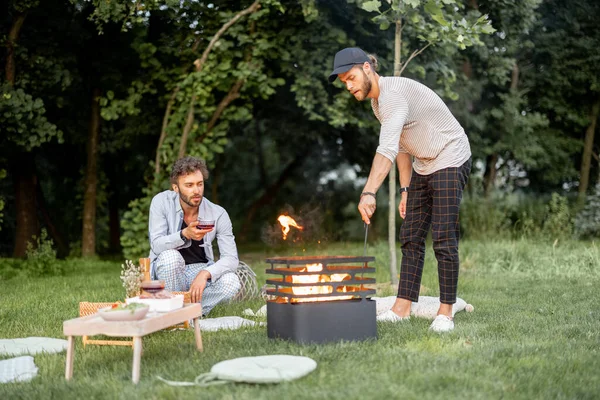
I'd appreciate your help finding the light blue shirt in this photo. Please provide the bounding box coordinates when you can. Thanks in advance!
[148,190,239,281]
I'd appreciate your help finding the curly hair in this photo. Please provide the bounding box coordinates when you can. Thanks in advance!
[170,156,209,185]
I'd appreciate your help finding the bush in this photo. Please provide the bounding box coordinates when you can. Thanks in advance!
[575,183,600,239]
[542,193,572,240]
[0,258,25,280]
[24,229,63,276]
[460,195,511,238]
[120,191,152,260]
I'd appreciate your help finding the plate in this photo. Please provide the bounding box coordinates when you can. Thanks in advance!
[98,305,150,321]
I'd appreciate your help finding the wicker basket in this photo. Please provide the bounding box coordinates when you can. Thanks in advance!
[234,261,259,301]
[78,291,191,347]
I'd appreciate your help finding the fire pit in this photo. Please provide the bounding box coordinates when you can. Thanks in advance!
[265,255,377,344]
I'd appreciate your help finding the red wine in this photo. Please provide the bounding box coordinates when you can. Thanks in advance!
[197,223,215,229]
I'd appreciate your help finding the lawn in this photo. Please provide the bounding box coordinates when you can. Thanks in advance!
[1,238,599,399]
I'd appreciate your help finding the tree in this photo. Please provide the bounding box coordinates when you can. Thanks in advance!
[449,0,580,197]
[1,0,63,257]
[527,0,600,204]
[112,0,292,258]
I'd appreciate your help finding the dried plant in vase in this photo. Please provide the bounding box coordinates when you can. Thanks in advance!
[120,259,144,299]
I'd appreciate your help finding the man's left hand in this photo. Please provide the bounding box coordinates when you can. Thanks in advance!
[190,270,212,303]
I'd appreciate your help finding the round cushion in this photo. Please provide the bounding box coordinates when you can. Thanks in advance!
[211,355,317,383]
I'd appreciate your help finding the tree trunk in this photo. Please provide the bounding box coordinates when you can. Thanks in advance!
[510,63,519,91]
[12,154,39,258]
[5,12,27,84]
[82,88,101,257]
[387,19,402,286]
[578,98,600,206]
[7,11,37,258]
[483,153,498,197]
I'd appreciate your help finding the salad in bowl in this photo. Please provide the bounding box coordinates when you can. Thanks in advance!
[98,302,150,321]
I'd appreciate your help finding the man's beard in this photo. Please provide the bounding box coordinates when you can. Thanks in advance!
[356,69,372,100]
[178,189,202,207]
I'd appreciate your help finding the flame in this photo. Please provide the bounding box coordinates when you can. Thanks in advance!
[291,263,352,303]
[277,215,303,240]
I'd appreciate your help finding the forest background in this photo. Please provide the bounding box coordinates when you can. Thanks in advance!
[1,0,599,269]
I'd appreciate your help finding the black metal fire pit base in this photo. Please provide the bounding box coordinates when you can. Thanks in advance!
[267,299,377,344]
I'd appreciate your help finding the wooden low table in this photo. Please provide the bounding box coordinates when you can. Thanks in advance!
[63,303,203,384]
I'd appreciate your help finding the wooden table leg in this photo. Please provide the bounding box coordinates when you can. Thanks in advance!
[132,336,142,384]
[65,336,75,380]
[194,318,203,352]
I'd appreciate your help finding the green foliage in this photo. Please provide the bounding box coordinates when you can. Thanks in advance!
[120,189,153,261]
[575,183,600,239]
[10,0,40,13]
[353,0,494,49]
[460,195,512,239]
[0,258,24,281]
[24,229,63,276]
[99,81,155,120]
[0,85,63,151]
[78,0,181,33]
[460,192,577,241]
[542,193,572,240]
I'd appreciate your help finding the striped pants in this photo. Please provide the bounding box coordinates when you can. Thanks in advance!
[398,159,471,304]
[154,250,241,315]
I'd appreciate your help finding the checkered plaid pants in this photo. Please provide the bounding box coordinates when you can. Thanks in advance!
[154,250,241,315]
[398,159,471,304]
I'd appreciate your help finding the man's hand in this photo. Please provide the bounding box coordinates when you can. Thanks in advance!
[182,224,214,241]
[358,194,377,224]
[398,191,408,219]
[190,270,212,303]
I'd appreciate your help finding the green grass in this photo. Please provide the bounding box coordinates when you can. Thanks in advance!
[1,238,600,399]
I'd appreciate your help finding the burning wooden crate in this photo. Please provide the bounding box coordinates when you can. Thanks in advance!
[265,255,377,344]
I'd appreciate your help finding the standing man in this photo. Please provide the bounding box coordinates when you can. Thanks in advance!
[329,47,471,332]
[148,156,241,315]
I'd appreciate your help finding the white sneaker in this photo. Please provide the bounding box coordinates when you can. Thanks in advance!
[429,315,454,332]
[377,310,410,322]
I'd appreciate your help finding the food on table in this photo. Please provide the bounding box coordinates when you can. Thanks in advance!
[105,302,148,313]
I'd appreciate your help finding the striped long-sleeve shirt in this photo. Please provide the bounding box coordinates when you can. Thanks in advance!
[371,76,471,175]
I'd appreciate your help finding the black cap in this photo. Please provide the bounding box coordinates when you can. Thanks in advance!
[328,47,370,83]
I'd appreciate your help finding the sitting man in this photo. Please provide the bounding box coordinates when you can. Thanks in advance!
[148,156,241,315]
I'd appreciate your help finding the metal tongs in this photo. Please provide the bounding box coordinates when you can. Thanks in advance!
[363,222,369,257]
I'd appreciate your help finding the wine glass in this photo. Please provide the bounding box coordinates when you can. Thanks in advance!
[197,219,215,248]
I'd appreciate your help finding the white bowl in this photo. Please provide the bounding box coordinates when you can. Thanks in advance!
[126,295,184,312]
[98,305,150,321]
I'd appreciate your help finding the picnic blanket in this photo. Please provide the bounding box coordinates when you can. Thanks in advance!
[198,316,265,332]
[0,337,68,356]
[0,356,38,383]
[372,295,474,319]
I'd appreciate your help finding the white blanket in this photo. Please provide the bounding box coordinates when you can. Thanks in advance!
[0,356,38,383]
[0,337,68,356]
[372,295,474,319]
[198,316,265,332]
